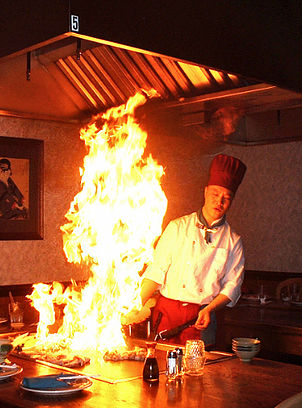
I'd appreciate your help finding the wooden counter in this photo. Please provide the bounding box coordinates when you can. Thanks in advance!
[216,300,302,362]
[1,351,302,408]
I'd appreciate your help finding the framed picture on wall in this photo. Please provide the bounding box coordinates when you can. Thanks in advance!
[0,136,43,240]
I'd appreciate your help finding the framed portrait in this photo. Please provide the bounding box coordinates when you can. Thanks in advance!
[0,136,43,240]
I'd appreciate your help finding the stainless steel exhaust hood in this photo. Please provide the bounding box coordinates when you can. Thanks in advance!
[1,1,302,145]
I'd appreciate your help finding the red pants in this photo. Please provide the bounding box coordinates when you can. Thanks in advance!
[152,295,201,345]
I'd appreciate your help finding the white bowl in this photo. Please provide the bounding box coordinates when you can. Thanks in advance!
[232,337,260,346]
[232,343,260,350]
[233,347,260,362]
[233,345,260,352]
[232,338,261,362]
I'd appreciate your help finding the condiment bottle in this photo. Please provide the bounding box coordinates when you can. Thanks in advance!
[166,350,177,381]
[143,342,159,383]
[175,347,184,377]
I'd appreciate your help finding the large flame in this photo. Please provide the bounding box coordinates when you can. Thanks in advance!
[15,90,167,362]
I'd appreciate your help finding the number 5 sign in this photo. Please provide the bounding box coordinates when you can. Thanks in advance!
[70,14,80,32]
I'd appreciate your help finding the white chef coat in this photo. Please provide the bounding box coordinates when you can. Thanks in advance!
[143,211,245,307]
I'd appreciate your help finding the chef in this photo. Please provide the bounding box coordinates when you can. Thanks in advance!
[141,154,247,346]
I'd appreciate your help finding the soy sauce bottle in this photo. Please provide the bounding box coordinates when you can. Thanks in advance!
[143,341,159,383]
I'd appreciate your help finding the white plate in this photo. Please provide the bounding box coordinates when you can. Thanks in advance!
[241,295,259,302]
[291,301,302,306]
[0,318,8,324]
[0,365,23,380]
[20,378,92,395]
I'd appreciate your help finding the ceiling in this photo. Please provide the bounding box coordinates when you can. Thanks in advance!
[1,32,302,145]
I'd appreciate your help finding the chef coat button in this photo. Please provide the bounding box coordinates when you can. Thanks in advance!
[183,284,186,288]
[199,289,203,293]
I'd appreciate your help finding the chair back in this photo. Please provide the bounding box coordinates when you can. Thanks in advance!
[276,278,302,302]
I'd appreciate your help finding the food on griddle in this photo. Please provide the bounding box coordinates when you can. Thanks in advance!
[103,346,147,361]
[15,348,91,367]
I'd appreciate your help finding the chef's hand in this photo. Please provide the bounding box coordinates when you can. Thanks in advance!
[121,298,156,326]
[121,307,148,326]
[194,294,231,330]
[194,307,211,330]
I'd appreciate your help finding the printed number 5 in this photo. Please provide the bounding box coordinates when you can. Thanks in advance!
[70,15,79,32]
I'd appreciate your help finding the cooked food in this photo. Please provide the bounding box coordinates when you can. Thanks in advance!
[103,346,147,361]
[14,348,90,368]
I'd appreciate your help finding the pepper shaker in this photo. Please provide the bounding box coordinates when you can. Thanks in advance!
[175,347,184,377]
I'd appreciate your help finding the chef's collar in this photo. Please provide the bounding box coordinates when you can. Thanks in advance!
[196,208,226,243]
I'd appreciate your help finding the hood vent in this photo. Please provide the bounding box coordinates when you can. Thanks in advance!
[1,33,302,144]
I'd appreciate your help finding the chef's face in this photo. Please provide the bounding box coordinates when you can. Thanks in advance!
[203,185,233,224]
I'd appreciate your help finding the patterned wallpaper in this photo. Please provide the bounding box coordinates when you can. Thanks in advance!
[0,115,301,285]
[224,142,302,273]
[0,116,88,285]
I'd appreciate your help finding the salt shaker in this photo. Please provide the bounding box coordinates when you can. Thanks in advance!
[166,350,177,381]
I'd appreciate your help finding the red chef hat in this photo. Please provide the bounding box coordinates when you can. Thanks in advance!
[207,154,246,194]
